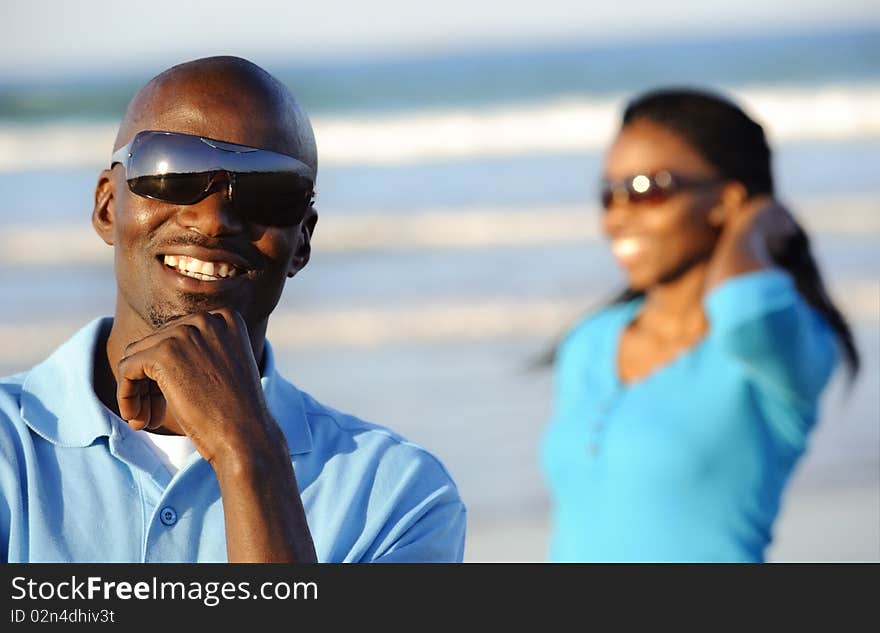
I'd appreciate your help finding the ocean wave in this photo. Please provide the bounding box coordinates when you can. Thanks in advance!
[0,82,878,172]
[0,196,876,266]
[0,280,876,364]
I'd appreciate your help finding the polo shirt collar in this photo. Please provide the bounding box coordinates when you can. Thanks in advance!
[260,339,313,455]
[21,317,114,447]
[21,317,313,455]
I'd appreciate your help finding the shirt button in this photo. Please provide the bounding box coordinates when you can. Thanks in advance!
[160,507,178,526]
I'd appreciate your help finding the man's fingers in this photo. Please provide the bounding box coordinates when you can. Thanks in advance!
[119,378,150,430]
[145,384,167,431]
[207,308,255,358]
[115,309,252,433]
[118,362,168,431]
[123,328,173,358]
[122,310,246,359]
[121,313,211,358]
[117,349,163,425]
[208,308,239,330]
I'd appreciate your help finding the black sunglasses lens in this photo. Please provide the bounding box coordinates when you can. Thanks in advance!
[599,172,695,211]
[128,174,212,204]
[631,182,669,205]
[235,173,313,226]
[122,132,316,224]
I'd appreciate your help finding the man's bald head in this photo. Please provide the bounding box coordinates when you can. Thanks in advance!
[115,56,317,174]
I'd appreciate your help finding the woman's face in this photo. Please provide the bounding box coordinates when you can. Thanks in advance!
[601,118,725,291]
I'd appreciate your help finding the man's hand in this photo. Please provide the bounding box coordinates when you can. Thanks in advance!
[116,308,270,465]
[115,308,317,562]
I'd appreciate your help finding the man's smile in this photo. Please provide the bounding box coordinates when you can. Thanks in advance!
[155,246,261,292]
[163,254,243,280]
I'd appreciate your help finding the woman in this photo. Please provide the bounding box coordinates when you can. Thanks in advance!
[540,88,859,562]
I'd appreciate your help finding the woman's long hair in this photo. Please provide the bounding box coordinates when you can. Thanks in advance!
[544,88,859,377]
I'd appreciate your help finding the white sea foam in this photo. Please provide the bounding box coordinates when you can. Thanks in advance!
[0,82,878,173]
[0,280,876,364]
[0,195,876,267]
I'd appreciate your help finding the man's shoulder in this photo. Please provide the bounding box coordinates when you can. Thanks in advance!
[290,387,465,562]
[299,389,405,443]
[301,389,451,466]
[288,386,460,493]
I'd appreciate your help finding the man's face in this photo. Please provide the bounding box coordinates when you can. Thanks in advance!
[98,90,315,334]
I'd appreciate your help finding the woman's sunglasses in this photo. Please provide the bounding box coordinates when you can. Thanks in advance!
[111,130,316,227]
[599,170,720,211]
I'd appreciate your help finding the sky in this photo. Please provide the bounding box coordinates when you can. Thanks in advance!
[1,0,879,80]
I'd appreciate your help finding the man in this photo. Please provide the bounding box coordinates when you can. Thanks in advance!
[0,57,466,562]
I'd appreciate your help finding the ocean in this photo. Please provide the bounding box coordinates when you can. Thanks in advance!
[0,26,877,560]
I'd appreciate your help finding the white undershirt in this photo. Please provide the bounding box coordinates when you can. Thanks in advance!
[138,431,197,473]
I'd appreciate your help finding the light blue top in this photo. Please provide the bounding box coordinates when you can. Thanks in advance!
[540,270,838,562]
[0,317,466,562]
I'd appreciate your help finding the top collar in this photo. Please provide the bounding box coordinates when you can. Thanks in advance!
[20,317,313,455]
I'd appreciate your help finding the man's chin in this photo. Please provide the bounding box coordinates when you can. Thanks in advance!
[147,294,232,328]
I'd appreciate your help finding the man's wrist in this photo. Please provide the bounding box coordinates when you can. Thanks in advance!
[209,417,293,481]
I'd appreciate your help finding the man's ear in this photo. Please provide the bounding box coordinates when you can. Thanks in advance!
[288,207,318,277]
[92,169,116,246]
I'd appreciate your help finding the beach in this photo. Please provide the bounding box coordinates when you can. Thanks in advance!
[0,27,877,561]
[0,195,876,561]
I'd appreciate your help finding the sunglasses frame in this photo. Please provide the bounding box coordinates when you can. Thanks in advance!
[600,169,721,211]
[110,130,316,226]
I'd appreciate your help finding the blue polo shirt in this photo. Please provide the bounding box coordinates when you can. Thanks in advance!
[540,270,838,562]
[0,318,466,562]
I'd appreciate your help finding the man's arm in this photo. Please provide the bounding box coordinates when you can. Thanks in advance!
[370,499,466,563]
[116,309,317,563]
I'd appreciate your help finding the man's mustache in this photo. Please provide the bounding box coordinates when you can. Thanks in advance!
[152,233,265,270]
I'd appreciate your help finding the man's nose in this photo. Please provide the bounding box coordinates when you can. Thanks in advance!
[177,172,244,237]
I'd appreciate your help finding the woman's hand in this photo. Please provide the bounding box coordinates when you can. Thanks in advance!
[704,193,798,291]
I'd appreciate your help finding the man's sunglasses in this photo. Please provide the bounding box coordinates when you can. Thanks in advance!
[111,130,316,227]
[600,170,720,211]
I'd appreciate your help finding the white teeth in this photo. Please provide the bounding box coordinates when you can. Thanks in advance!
[177,270,212,281]
[163,255,241,280]
[612,237,642,258]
